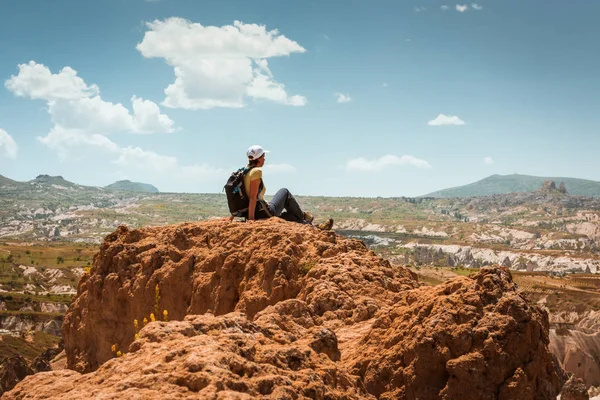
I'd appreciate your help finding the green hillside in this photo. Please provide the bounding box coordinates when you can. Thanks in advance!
[105,180,159,193]
[0,174,19,186]
[425,174,600,198]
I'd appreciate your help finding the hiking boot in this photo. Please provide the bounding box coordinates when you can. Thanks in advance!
[316,218,334,231]
[303,211,314,224]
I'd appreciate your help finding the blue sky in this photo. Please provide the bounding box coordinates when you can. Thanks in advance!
[0,0,599,197]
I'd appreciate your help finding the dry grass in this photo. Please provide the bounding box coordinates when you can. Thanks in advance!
[410,267,600,314]
[0,331,60,362]
[0,241,95,269]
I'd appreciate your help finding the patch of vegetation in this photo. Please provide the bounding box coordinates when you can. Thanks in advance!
[0,242,95,269]
[523,289,600,313]
[0,331,60,362]
[451,267,476,277]
[299,261,316,276]
[0,293,72,310]
[0,311,63,321]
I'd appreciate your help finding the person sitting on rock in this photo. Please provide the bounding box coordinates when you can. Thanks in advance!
[243,145,333,230]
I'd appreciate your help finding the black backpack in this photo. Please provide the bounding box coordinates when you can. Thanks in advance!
[224,167,263,216]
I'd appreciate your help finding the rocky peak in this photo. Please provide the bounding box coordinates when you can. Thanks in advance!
[540,180,557,191]
[559,182,569,194]
[539,180,568,195]
[34,174,62,182]
[5,219,563,399]
[31,175,72,186]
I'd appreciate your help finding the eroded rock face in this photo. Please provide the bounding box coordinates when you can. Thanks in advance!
[0,355,33,396]
[62,219,417,373]
[344,269,561,400]
[540,180,558,193]
[6,313,369,399]
[7,219,562,399]
[559,182,568,194]
[31,346,63,373]
[560,375,590,400]
[550,311,600,387]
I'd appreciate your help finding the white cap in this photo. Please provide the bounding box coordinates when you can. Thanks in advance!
[246,145,269,160]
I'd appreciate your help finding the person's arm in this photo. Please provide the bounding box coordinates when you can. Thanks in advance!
[247,178,261,220]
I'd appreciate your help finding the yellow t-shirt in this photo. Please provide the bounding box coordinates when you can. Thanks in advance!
[243,167,266,200]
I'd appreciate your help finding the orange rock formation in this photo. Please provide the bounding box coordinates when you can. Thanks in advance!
[5,219,562,399]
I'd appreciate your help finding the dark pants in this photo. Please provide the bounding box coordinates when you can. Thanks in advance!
[255,188,305,222]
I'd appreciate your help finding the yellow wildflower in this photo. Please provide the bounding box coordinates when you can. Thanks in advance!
[150,313,155,322]
[143,317,148,326]
[154,284,161,316]
[111,344,116,353]
[163,310,168,322]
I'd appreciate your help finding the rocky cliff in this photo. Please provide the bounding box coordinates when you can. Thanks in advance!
[0,315,62,336]
[550,311,600,387]
[5,219,562,399]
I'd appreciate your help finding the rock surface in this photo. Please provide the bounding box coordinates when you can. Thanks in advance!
[550,311,600,387]
[6,219,562,399]
[344,269,561,400]
[0,315,62,336]
[31,346,63,373]
[560,375,590,400]
[0,355,33,396]
[540,180,558,193]
[401,242,600,273]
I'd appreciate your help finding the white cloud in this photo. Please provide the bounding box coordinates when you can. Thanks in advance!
[114,146,176,172]
[38,126,119,161]
[131,96,176,133]
[114,145,224,182]
[247,72,307,106]
[47,97,132,134]
[254,59,273,78]
[428,114,466,126]
[37,126,222,182]
[382,82,388,87]
[414,6,427,12]
[263,163,297,173]
[441,5,450,10]
[472,3,483,10]
[484,156,494,165]
[5,61,99,101]
[346,155,431,172]
[136,18,307,110]
[6,61,175,135]
[0,129,18,159]
[7,61,221,188]
[456,4,469,12]
[335,93,352,103]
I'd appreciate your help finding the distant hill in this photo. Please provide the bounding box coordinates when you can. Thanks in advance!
[424,174,600,198]
[1,174,159,194]
[105,180,159,193]
[0,174,19,186]
[28,174,82,188]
